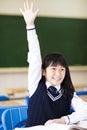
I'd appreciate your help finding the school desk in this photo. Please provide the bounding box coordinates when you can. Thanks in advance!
[2,87,26,96]
[0,100,25,106]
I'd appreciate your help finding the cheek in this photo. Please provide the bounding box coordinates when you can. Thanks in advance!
[62,72,66,78]
[45,70,53,79]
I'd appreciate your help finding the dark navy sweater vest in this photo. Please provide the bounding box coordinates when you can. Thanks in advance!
[26,79,72,127]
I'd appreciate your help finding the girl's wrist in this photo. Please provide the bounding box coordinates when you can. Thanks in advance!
[26,21,34,27]
[26,25,35,30]
[60,117,66,124]
[62,116,70,124]
[53,118,66,124]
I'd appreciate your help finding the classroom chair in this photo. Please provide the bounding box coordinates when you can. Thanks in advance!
[0,106,27,130]
[2,106,28,130]
[25,96,29,105]
[0,94,29,130]
[76,90,87,102]
[76,90,87,96]
[0,95,10,130]
[0,96,9,101]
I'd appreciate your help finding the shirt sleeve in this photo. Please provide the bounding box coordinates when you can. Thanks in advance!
[26,25,42,97]
[63,92,87,125]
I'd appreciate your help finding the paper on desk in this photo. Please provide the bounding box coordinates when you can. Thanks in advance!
[14,121,87,130]
[14,123,71,130]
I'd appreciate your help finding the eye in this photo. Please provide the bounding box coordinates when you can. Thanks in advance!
[61,68,65,72]
[61,68,64,70]
[51,67,56,70]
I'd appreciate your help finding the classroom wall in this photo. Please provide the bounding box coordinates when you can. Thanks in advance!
[0,0,87,19]
[0,67,87,92]
[0,0,87,67]
[0,0,87,89]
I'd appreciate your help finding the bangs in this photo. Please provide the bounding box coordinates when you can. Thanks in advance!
[42,53,67,69]
[50,60,65,67]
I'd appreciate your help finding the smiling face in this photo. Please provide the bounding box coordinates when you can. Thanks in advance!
[43,64,66,86]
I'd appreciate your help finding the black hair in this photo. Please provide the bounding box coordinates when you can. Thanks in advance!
[42,53,75,98]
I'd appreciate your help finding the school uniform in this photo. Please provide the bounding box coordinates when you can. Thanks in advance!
[26,25,87,127]
[26,79,72,127]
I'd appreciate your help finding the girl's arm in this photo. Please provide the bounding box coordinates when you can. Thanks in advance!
[45,93,87,125]
[63,93,87,125]
[20,0,42,96]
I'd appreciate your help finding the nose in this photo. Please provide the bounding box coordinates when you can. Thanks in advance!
[55,70,60,76]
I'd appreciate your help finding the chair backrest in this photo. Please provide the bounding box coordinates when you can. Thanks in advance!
[2,106,28,130]
[0,106,19,130]
[76,90,87,102]
[76,90,87,96]
[0,96,9,101]
[25,96,29,105]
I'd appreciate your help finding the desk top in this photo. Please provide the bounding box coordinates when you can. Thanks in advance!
[1,87,26,95]
[0,100,25,106]
[79,95,87,102]
[74,85,86,90]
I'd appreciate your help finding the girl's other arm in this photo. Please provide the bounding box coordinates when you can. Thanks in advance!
[45,93,87,125]
[63,93,87,125]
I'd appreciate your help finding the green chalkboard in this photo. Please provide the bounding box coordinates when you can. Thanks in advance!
[0,15,29,67]
[0,15,87,67]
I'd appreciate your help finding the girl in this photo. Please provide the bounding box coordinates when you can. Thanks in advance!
[20,0,87,128]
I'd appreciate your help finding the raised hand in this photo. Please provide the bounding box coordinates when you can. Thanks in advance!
[19,0,39,26]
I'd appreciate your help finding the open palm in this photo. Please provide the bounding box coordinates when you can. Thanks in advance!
[19,0,39,26]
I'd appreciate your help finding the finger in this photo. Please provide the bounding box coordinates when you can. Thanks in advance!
[19,8,24,15]
[44,121,50,126]
[25,0,29,10]
[24,1,27,11]
[34,8,40,16]
[30,2,33,11]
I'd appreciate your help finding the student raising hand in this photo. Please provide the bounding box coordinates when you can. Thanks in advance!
[19,0,39,26]
[20,0,87,129]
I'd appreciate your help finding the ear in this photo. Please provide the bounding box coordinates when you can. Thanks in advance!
[42,69,46,76]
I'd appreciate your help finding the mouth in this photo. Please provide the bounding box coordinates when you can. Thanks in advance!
[53,77,61,82]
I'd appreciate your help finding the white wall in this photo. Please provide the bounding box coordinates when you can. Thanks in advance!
[0,0,87,91]
[0,67,87,91]
[0,0,87,19]
[0,68,28,89]
[70,66,87,86]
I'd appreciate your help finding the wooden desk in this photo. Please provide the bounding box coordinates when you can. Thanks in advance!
[2,87,26,96]
[74,84,85,90]
[79,95,87,102]
[0,100,25,106]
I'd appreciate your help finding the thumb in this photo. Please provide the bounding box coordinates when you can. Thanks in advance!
[19,8,24,16]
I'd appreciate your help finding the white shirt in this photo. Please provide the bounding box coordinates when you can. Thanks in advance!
[26,25,87,126]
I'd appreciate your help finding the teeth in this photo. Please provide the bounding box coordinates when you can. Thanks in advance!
[54,78,60,81]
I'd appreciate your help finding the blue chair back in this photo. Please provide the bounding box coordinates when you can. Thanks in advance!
[0,96,9,101]
[25,96,29,105]
[2,106,28,130]
[0,106,26,126]
[0,107,11,130]
[76,90,87,96]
